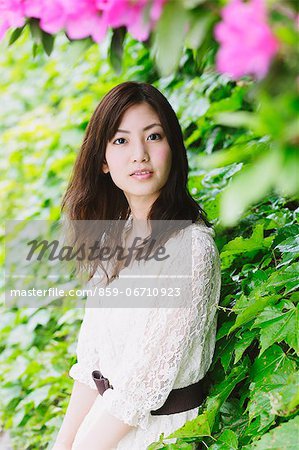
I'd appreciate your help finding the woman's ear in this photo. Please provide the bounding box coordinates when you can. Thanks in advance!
[102,160,109,174]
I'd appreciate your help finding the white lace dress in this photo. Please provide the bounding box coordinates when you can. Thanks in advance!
[69,220,221,450]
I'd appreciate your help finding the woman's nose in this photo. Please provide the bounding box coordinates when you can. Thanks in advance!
[131,140,149,162]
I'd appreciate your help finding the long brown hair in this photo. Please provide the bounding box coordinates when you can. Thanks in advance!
[61,81,211,283]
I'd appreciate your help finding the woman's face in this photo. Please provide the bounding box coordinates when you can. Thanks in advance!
[102,102,172,205]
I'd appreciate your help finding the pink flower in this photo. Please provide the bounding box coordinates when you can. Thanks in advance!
[23,0,43,19]
[23,0,107,41]
[98,0,168,42]
[214,0,279,80]
[100,1,150,41]
[1,0,167,43]
[61,0,107,42]
[0,0,25,40]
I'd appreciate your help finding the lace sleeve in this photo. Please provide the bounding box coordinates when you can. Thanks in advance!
[101,224,221,430]
[69,282,100,390]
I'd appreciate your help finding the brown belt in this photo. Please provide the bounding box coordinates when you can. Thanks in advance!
[92,370,209,415]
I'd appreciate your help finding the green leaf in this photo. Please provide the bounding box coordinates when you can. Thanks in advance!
[216,334,236,372]
[163,443,194,450]
[0,385,22,408]
[32,41,39,58]
[247,388,275,431]
[185,11,213,50]
[250,344,296,390]
[269,371,299,417]
[277,146,299,197]
[148,433,195,449]
[109,26,126,75]
[63,38,94,66]
[220,149,283,226]
[216,320,235,340]
[208,86,245,116]
[266,263,299,294]
[251,416,299,449]
[41,31,55,56]
[29,18,42,44]
[275,235,299,255]
[252,303,299,355]
[246,345,297,431]
[213,111,257,129]
[182,0,208,7]
[197,139,269,170]
[209,429,238,450]
[220,224,272,270]
[151,1,190,76]
[275,235,299,267]
[229,294,280,334]
[234,329,259,363]
[147,433,166,450]
[18,385,51,408]
[205,359,249,427]
[9,25,26,46]
[166,411,211,439]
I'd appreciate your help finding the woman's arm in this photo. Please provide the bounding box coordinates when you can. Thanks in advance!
[71,409,135,450]
[52,380,98,449]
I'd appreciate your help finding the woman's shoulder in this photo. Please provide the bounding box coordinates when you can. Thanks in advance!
[163,221,218,273]
[177,221,220,268]
[191,218,215,237]
[177,220,216,246]
[191,221,219,256]
[163,220,217,256]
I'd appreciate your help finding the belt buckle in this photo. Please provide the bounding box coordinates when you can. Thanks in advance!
[92,370,113,395]
[103,376,112,390]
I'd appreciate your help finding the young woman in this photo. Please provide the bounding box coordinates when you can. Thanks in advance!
[53,81,221,450]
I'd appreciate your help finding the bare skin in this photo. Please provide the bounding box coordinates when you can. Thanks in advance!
[52,381,98,449]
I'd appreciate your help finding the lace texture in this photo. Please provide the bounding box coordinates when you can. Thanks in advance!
[69,221,221,448]
[69,305,100,390]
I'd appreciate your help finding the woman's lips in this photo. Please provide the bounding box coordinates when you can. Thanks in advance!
[130,171,153,180]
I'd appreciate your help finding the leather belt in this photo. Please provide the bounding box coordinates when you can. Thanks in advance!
[92,370,209,415]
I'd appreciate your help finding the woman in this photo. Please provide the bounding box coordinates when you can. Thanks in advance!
[53,81,221,450]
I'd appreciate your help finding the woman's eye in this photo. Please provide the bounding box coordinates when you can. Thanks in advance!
[147,133,161,141]
[113,137,126,145]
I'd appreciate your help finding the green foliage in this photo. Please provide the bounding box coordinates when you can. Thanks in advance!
[3,0,298,226]
[151,0,191,77]
[251,415,299,450]
[1,28,298,450]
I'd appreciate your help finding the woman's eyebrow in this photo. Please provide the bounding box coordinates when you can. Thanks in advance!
[116,123,162,133]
